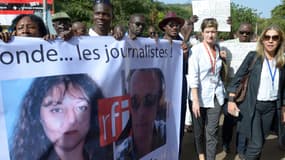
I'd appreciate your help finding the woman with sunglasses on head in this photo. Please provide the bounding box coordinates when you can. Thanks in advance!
[227,24,285,160]
[188,18,225,160]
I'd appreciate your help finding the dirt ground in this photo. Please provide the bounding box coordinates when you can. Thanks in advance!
[181,115,285,160]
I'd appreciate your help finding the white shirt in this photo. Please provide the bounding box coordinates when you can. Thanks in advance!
[188,43,225,108]
[88,28,100,36]
[257,58,279,101]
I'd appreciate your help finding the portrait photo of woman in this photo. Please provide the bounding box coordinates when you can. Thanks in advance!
[6,74,113,160]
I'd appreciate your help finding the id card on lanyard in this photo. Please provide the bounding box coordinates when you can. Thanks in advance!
[266,57,278,98]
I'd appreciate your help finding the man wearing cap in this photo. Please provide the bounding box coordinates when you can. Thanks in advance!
[52,12,72,35]
[158,11,189,159]
[89,0,113,36]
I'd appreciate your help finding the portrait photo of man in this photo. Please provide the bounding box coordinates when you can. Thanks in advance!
[115,68,167,160]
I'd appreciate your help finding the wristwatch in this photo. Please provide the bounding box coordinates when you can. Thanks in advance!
[228,96,235,102]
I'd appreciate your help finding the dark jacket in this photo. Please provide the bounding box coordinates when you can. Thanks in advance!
[227,51,285,138]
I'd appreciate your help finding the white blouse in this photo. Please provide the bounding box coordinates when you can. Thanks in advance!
[188,43,225,108]
[257,58,279,101]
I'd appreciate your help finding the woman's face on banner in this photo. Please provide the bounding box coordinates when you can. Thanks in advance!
[129,70,159,140]
[40,82,90,151]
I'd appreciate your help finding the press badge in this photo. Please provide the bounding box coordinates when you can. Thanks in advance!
[209,75,218,84]
[269,89,278,98]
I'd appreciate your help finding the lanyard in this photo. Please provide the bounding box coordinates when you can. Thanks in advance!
[203,42,216,74]
[265,57,277,88]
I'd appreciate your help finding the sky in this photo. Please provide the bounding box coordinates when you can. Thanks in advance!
[158,0,282,18]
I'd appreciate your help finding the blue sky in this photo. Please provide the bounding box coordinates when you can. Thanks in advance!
[158,0,282,18]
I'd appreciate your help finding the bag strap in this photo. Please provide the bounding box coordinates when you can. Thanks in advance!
[248,55,258,71]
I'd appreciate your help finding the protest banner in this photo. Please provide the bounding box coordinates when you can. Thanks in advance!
[0,36,183,160]
[219,42,257,78]
[192,0,231,32]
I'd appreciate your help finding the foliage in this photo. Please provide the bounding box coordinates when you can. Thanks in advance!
[230,3,258,34]
[54,0,93,26]
[53,0,285,39]
[269,0,285,32]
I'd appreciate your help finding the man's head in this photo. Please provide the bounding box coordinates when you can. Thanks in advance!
[128,14,146,39]
[127,69,165,140]
[148,25,157,39]
[52,12,71,35]
[159,11,184,40]
[236,23,253,42]
[72,21,87,36]
[92,0,113,36]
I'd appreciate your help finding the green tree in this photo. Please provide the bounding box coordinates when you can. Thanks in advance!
[269,0,285,31]
[230,3,258,34]
[54,0,93,26]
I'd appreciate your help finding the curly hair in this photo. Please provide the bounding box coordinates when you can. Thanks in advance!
[11,14,48,37]
[10,74,112,160]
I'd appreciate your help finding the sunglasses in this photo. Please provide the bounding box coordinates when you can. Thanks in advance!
[263,35,280,41]
[167,23,180,28]
[239,31,252,35]
[134,22,145,27]
[130,94,159,110]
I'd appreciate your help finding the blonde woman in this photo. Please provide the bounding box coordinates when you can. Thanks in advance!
[227,24,285,159]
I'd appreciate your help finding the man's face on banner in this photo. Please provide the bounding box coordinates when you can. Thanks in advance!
[40,82,90,151]
[129,70,160,141]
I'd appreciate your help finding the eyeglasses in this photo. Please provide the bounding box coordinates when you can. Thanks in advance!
[239,31,252,35]
[149,32,156,35]
[263,35,280,41]
[130,94,159,110]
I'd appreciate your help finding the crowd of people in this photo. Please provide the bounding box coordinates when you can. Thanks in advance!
[1,0,285,160]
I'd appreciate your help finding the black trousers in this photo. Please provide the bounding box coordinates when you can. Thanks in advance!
[245,100,276,160]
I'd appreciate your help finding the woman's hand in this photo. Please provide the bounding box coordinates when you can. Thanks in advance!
[227,101,240,117]
[192,100,200,118]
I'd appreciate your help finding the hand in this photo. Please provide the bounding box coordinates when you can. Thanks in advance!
[58,30,73,41]
[220,50,227,59]
[227,101,240,117]
[192,100,200,118]
[43,34,57,41]
[113,30,125,40]
[181,41,189,60]
[0,32,12,43]
[190,15,198,23]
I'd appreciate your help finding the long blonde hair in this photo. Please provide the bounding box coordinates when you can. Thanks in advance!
[256,24,285,68]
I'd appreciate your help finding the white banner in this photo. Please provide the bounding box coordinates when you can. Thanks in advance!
[220,42,257,77]
[0,36,183,160]
[192,0,231,32]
